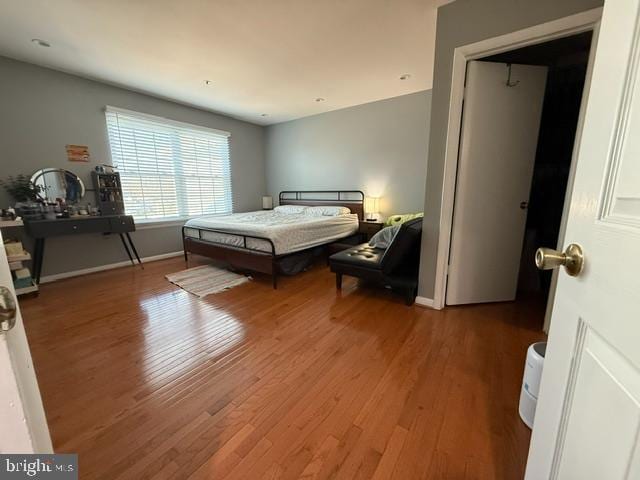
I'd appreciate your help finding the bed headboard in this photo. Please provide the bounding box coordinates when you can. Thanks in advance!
[279,190,365,220]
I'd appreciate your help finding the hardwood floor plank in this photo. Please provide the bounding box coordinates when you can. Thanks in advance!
[20,256,544,479]
[370,426,408,480]
[113,412,211,480]
[298,435,340,480]
[187,423,255,480]
[224,437,274,480]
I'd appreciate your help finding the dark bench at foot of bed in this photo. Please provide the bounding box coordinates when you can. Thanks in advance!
[328,217,422,305]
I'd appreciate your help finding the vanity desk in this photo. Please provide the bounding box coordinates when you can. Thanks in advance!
[21,166,142,284]
[25,215,142,284]
[16,166,142,284]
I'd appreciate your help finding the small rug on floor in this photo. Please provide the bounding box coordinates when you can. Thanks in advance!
[166,265,250,297]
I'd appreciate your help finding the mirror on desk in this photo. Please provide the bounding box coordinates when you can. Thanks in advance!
[31,168,85,204]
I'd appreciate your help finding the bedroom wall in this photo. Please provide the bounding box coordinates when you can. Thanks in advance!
[0,56,266,278]
[265,91,431,217]
[417,0,604,300]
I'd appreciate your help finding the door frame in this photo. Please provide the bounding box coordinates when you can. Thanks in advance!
[431,7,603,311]
[0,229,52,453]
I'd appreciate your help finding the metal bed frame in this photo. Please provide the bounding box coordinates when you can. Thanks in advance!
[182,190,364,288]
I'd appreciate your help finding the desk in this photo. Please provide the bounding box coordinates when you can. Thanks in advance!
[25,215,141,284]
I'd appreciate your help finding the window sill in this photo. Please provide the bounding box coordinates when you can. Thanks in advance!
[135,217,194,230]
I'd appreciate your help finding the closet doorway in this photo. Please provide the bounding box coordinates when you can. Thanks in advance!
[444,29,595,330]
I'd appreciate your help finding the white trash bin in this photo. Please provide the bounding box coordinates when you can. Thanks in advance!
[519,341,546,429]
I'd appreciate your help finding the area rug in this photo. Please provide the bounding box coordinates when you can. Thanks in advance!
[166,265,250,298]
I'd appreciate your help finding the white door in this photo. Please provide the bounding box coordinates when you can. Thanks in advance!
[526,1,640,478]
[0,229,51,453]
[447,61,548,305]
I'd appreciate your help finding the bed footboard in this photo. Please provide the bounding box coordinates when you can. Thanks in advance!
[182,228,279,288]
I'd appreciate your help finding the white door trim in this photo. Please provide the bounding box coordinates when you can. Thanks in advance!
[541,20,601,333]
[414,296,435,308]
[432,7,603,310]
[0,231,52,453]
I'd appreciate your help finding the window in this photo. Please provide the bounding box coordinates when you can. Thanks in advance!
[105,106,232,221]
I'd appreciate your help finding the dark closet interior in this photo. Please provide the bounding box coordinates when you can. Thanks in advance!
[482,31,593,301]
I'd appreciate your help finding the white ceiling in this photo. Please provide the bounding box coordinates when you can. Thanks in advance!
[0,0,445,125]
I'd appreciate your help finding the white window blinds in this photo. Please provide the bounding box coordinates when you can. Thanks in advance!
[105,107,232,221]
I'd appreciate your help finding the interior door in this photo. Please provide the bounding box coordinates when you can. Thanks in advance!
[0,229,51,453]
[446,61,548,305]
[526,1,640,478]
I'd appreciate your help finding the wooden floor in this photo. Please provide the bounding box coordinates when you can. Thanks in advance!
[21,256,545,480]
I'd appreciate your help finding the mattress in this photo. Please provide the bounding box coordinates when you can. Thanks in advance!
[184,210,359,255]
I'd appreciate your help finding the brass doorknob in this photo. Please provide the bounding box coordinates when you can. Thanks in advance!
[535,243,584,277]
[0,286,17,333]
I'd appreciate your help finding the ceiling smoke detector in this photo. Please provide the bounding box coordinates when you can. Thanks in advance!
[399,74,411,80]
[315,97,325,102]
[31,38,50,48]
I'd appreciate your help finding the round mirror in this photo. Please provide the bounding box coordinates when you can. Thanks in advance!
[31,168,85,204]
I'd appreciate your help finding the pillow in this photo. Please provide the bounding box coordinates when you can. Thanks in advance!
[368,225,401,249]
[304,206,351,217]
[274,205,308,214]
[384,212,424,227]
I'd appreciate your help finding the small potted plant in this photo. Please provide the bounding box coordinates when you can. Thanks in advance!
[0,175,44,219]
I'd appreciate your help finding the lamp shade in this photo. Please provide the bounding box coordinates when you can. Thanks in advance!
[364,197,380,220]
[262,195,273,210]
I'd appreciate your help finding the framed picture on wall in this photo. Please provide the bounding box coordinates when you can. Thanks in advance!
[66,144,90,162]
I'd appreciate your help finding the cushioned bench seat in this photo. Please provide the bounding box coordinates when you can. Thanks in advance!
[328,217,422,305]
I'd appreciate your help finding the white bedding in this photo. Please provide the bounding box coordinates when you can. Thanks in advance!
[184,210,359,255]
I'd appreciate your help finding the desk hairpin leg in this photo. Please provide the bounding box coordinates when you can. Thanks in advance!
[119,233,135,265]
[33,238,45,284]
[125,232,143,268]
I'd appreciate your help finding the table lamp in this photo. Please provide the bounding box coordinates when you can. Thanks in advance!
[364,197,380,221]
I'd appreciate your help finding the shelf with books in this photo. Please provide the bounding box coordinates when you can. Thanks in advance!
[15,282,39,296]
[1,219,38,296]
[0,219,24,228]
[7,251,31,262]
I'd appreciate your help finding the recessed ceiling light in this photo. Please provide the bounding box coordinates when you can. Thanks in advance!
[204,80,213,86]
[261,113,268,117]
[399,74,411,80]
[31,38,50,48]
[315,97,325,102]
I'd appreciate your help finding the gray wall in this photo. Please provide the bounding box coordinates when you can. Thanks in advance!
[418,0,603,299]
[0,56,265,278]
[265,91,431,217]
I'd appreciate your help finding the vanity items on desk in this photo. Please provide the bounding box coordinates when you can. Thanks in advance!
[1,208,16,221]
[92,170,125,215]
[32,167,104,220]
[3,168,108,219]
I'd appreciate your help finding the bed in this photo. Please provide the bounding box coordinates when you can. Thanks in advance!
[182,191,364,288]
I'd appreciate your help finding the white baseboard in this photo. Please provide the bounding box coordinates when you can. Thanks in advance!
[415,296,437,309]
[40,251,183,284]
